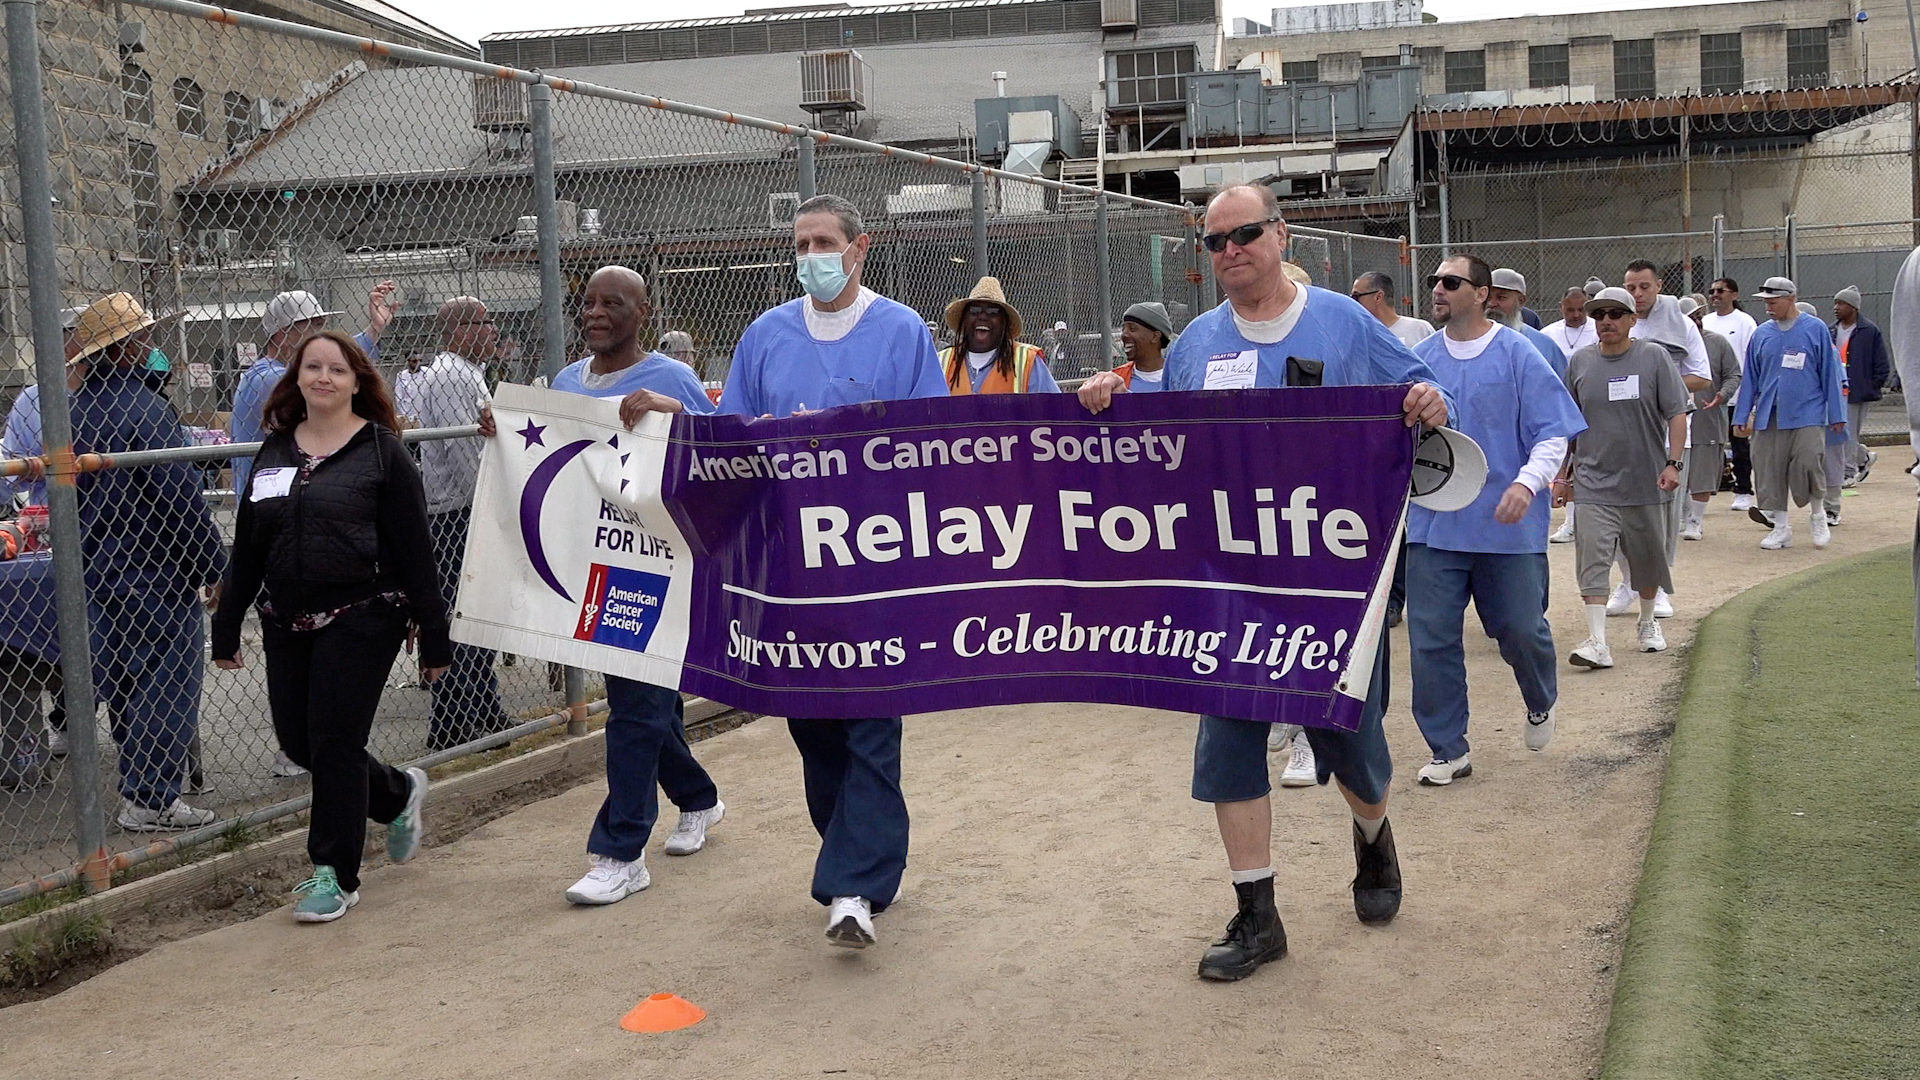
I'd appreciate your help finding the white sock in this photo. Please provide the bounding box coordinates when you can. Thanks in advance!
[1640,595,1657,621]
[1687,500,1707,526]
[1585,603,1607,642]
[1352,811,1386,844]
[1230,866,1275,885]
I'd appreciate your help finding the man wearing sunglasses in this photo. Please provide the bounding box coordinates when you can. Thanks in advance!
[1404,255,1585,787]
[1348,270,1433,350]
[1078,183,1450,983]
[1731,277,1847,551]
[1701,279,1759,511]
[1553,287,1690,667]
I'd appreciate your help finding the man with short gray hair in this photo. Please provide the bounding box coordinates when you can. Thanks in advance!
[1733,277,1847,551]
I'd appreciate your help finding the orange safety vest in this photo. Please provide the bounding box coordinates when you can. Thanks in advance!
[941,341,1046,395]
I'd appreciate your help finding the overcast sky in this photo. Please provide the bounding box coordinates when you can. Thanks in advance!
[402,0,1718,49]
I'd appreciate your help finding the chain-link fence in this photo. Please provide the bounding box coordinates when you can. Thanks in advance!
[0,0,1239,909]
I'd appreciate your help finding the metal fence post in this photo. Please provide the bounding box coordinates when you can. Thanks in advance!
[971,171,989,280]
[527,78,588,736]
[1784,213,1798,286]
[1712,214,1725,285]
[1095,191,1114,370]
[796,134,816,202]
[7,0,110,892]
[1185,211,1202,325]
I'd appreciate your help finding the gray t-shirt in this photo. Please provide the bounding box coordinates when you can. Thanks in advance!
[1566,339,1690,506]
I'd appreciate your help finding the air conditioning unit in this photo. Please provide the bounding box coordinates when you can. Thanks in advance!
[768,192,801,229]
[250,98,276,132]
[1101,0,1139,29]
[473,75,529,131]
[799,50,871,113]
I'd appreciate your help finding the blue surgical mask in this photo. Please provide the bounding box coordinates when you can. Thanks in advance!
[795,245,854,304]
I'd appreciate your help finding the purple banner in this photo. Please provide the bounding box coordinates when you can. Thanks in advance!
[663,386,1413,730]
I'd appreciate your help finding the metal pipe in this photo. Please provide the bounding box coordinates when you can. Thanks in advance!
[971,172,989,279]
[1185,211,1202,324]
[1712,214,1726,285]
[1785,213,1799,284]
[7,0,110,893]
[1095,192,1115,371]
[1,424,482,476]
[119,0,1182,212]
[1905,0,1920,246]
[0,697,615,910]
[529,82,567,384]
[1406,199,1420,316]
[796,135,816,201]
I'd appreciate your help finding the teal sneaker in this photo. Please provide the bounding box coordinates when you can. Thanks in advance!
[387,767,428,864]
[291,867,358,923]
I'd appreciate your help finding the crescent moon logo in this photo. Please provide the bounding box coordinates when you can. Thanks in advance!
[519,438,596,602]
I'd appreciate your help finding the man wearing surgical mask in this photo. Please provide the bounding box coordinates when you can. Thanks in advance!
[676,195,944,950]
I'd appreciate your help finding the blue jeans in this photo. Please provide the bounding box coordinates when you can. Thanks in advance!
[586,676,719,862]
[89,588,203,809]
[427,507,506,746]
[1407,545,1557,761]
[788,717,907,911]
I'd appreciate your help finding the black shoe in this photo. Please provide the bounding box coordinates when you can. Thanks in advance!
[1197,877,1288,981]
[1748,507,1774,527]
[1385,606,1404,629]
[1351,819,1402,925]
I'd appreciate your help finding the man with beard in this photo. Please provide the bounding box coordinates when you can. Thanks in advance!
[1488,269,1569,383]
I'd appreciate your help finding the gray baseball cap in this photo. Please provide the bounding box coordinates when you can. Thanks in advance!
[1490,268,1526,295]
[1583,287,1636,315]
[1753,276,1797,298]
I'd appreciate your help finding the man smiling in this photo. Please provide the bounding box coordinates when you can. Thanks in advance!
[937,277,1058,395]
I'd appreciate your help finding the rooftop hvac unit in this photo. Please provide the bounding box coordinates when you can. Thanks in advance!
[1101,0,1139,29]
[473,75,529,131]
[799,50,871,114]
[768,192,801,229]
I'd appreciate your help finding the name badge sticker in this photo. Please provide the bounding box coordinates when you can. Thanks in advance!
[1782,351,1807,370]
[1607,374,1641,401]
[1203,349,1259,391]
[250,467,297,501]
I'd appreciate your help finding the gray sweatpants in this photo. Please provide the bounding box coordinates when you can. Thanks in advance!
[1752,426,1826,511]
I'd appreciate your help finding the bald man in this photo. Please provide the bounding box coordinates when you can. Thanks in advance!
[411,296,509,750]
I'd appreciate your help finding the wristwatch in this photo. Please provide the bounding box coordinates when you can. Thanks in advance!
[1664,459,1684,470]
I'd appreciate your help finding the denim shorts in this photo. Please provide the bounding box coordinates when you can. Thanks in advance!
[1191,636,1394,806]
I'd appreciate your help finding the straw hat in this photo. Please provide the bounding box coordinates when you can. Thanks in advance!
[944,276,1024,340]
[71,293,163,361]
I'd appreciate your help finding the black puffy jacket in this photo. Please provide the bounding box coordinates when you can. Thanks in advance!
[212,422,451,667]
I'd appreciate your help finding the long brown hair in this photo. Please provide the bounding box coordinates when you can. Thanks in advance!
[262,329,400,434]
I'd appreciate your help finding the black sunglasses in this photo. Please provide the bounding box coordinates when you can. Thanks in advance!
[1200,217,1281,253]
[1349,289,1382,301]
[1591,309,1632,322]
[1424,273,1483,292]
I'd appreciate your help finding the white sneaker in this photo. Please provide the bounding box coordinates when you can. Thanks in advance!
[1279,736,1316,787]
[117,797,217,832]
[1417,756,1472,786]
[1731,493,1754,512]
[1654,590,1674,620]
[663,800,725,856]
[565,855,650,905]
[271,751,308,778]
[1524,709,1555,751]
[1679,520,1703,541]
[1637,620,1667,653]
[1266,724,1293,753]
[1569,637,1614,669]
[1760,522,1793,550]
[826,895,875,949]
[1549,518,1575,543]
[1809,511,1831,549]
[1604,582,1636,616]
[45,727,67,757]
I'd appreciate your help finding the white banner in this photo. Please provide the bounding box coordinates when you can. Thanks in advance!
[451,384,694,688]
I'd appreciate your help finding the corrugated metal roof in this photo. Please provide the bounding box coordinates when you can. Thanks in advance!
[315,0,477,54]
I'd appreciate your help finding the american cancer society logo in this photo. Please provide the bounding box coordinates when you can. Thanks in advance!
[574,563,671,652]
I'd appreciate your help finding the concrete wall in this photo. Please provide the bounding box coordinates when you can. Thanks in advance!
[1227,0,1868,94]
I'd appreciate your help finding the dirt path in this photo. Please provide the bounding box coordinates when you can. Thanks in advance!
[3,474,1913,1080]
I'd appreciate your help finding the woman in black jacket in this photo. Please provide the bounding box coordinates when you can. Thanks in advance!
[213,330,451,923]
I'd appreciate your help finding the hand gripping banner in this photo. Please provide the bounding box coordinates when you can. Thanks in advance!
[455,383,1420,731]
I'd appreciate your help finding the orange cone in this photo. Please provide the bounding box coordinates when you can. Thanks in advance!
[620,993,705,1033]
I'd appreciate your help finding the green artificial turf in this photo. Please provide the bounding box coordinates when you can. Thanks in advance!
[1602,544,1920,1080]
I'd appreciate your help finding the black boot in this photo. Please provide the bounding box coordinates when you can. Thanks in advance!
[1351,818,1402,924]
[1197,877,1287,981]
